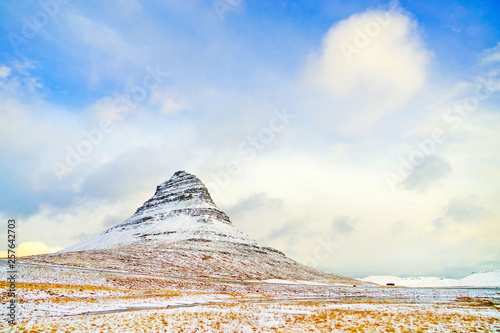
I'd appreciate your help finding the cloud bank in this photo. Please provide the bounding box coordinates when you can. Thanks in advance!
[0,2,499,279]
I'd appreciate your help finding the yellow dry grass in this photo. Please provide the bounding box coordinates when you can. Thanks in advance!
[4,298,499,332]
[3,276,499,332]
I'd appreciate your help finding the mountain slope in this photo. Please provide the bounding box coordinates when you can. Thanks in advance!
[28,171,358,284]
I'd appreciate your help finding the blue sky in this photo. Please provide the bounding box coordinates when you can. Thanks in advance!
[1,0,500,278]
[2,0,498,105]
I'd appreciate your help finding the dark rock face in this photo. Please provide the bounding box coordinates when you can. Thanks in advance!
[109,171,232,232]
[133,171,219,216]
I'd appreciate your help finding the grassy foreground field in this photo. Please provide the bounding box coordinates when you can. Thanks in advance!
[1,263,499,332]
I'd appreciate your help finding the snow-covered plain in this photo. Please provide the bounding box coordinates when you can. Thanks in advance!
[2,263,499,332]
[361,270,500,288]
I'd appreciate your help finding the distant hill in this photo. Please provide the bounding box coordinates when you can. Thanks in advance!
[361,270,500,287]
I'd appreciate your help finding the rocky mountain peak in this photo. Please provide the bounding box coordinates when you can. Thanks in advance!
[135,170,218,216]
[61,171,255,252]
[52,170,357,284]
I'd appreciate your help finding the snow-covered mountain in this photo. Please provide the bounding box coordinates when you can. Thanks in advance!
[61,171,258,252]
[361,270,500,288]
[29,171,358,283]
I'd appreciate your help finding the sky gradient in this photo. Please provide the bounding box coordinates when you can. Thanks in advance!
[1,0,500,279]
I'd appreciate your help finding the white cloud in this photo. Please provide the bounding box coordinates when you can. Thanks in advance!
[209,149,500,277]
[0,58,44,94]
[61,11,146,86]
[481,43,500,64]
[303,9,430,132]
[483,53,500,64]
[150,89,184,115]
[0,64,11,79]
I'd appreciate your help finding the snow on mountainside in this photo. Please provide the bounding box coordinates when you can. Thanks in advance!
[361,270,500,288]
[61,171,258,252]
[28,171,359,284]
[459,270,500,287]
